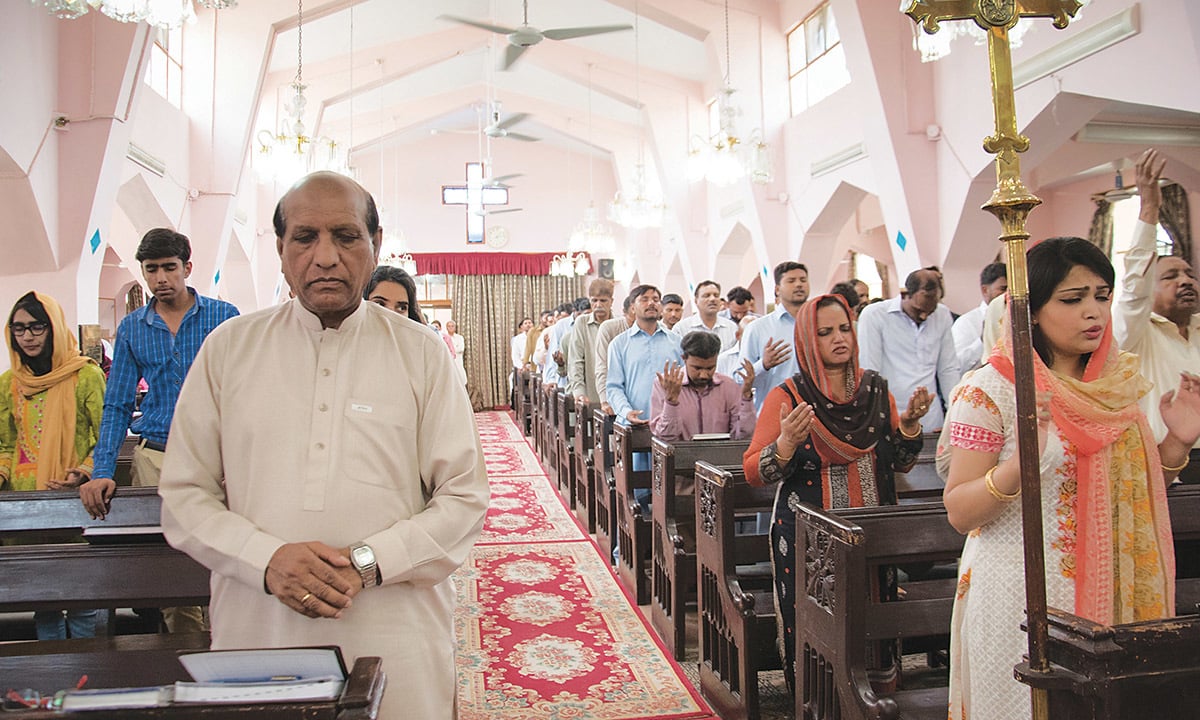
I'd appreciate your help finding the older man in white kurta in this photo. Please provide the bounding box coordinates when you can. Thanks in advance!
[159,172,489,720]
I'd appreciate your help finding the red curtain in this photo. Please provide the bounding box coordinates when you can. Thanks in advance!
[408,252,590,277]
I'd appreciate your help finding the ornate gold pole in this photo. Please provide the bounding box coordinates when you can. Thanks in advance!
[903,3,1082,718]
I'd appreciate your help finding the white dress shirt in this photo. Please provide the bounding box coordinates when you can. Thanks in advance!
[1113,220,1200,444]
[857,298,962,431]
[673,313,740,351]
[738,306,799,415]
[952,302,988,372]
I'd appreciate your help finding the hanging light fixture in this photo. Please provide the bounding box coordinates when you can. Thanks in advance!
[688,0,771,186]
[609,0,666,229]
[381,251,417,276]
[549,252,591,277]
[570,64,616,255]
[32,0,235,28]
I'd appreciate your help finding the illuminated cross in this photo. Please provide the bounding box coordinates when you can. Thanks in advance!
[441,162,510,244]
[902,2,1081,718]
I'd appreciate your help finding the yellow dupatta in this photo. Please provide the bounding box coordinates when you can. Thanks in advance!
[6,292,95,490]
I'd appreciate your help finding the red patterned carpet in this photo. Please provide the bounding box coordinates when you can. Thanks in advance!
[456,411,715,720]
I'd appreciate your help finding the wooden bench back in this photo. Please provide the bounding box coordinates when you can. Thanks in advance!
[695,462,776,582]
[894,431,942,502]
[651,437,749,520]
[0,486,162,535]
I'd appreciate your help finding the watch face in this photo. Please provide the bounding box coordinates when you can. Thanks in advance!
[486,226,510,248]
[351,545,376,567]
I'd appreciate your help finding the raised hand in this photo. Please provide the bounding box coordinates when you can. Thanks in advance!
[1161,372,1200,448]
[739,359,756,399]
[656,360,684,403]
[777,399,814,457]
[1136,148,1166,222]
[762,337,793,371]
[900,386,932,428]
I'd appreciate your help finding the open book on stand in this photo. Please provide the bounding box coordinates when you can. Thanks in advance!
[60,646,348,711]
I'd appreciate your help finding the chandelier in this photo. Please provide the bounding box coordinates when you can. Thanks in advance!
[571,64,615,254]
[910,0,1090,61]
[550,252,591,278]
[609,1,666,229]
[32,0,235,29]
[380,251,417,276]
[687,0,771,186]
[254,0,350,186]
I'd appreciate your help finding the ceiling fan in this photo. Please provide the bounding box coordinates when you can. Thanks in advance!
[440,0,632,70]
[484,107,540,142]
[1091,165,1138,203]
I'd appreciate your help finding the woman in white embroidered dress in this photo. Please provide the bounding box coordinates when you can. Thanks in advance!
[938,236,1200,720]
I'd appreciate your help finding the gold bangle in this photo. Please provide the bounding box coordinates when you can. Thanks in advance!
[984,466,1020,501]
[1162,457,1190,473]
[897,423,921,440]
[775,452,793,464]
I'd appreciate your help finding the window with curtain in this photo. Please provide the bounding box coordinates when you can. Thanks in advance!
[787,3,851,116]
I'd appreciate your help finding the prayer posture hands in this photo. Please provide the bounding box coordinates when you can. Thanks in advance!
[777,399,815,459]
[625,409,649,425]
[762,337,793,371]
[899,386,933,435]
[738,360,756,400]
[266,541,362,619]
[657,361,684,403]
[1136,148,1166,223]
[1161,372,1200,449]
[80,477,117,519]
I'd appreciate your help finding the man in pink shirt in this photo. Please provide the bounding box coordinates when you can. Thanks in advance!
[650,331,756,443]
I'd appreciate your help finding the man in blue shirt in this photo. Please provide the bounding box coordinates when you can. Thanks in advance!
[740,261,809,414]
[80,228,238,631]
[606,285,682,426]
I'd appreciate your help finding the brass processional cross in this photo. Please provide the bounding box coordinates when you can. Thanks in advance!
[902,2,1082,718]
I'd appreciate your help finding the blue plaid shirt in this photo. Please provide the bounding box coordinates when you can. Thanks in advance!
[91,289,238,480]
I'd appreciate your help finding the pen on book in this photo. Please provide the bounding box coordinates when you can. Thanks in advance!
[76,675,88,690]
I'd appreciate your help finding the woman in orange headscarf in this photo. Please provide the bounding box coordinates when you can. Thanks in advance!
[743,293,931,692]
[0,291,107,639]
[940,237,1200,720]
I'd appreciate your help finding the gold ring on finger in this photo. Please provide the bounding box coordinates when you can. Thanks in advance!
[300,592,313,605]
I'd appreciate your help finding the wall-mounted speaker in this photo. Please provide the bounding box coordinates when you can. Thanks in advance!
[598,258,615,280]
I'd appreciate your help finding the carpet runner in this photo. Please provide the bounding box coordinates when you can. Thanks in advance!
[456,411,715,720]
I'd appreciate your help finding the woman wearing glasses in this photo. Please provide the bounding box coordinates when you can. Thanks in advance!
[0,291,107,640]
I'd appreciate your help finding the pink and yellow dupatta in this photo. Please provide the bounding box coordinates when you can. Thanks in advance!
[988,319,1174,623]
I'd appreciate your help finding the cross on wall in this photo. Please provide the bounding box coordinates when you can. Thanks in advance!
[442,162,512,244]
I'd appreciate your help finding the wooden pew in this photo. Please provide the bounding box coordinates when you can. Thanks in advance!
[794,501,962,720]
[1016,609,1200,720]
[893,431,941,503]
[530,373,543,456]
[572,397,596,533]
[0,641,384,719]
[1168,483,1200,615]
[543,384,560,473]
[613,422,653,605]
[650,437,750,661]
[591,408,617,564]
[555,388,576,504]
[695,461,779,720]
[0,488,211,620]
[515,368,533,436]
[114,435,138,486]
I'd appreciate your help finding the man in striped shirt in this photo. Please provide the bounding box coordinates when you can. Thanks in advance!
[80,228,238,631]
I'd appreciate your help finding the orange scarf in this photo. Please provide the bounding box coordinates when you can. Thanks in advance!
[987,307,1173,623]
[6,293,94,490]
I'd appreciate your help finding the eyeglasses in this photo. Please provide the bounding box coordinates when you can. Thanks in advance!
[10,322,49,338]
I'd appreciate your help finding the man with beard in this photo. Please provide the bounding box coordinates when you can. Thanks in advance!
[857,266,961,432]
[1116,149,1200,482]
[673,280,739,351]
[740,261,810,414]
[650,331,755,443]
[81,228,238,633]
[567,279,615,406]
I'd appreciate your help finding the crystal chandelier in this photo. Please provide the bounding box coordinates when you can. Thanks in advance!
[253,0,349,185]
[32,0,235,29]
[687,0,771,186]
[570,64,615,254]
[609,1,666,229]
[549,252,591,278]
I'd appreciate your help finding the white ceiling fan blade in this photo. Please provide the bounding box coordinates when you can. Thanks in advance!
[493,112,530,132]
[502,44,529,71]
[488,208,523,215]
[438,15,517,36]
[542,24,632,41]
[503,132,540,142]
[490,173,523,184]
